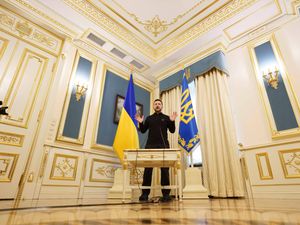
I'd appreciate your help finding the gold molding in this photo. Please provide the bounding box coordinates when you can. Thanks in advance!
[157,42,226,81]
[63,0,258,61]
[64,0,155,60]
[256,152,273,180]
[10,0,77,37]
[56,50,97,145]
[89,158,119,182]
[50,153,78,181]
[223,0,282,41]
[278,149,300,179]
[0,37,19,88]
[240,157,249,180]
[0,48,49,128]
[99,0,228,45]
[0,131,24,147]
[80,29,149,73]
[105,0,208,37]
[248,34,300,139]
[0,6,62,56]
[0,152,19,182]
[292,0,300,14]
[155,0,258,59]
[252,183,300,186]
[0,36,9,60]
[239,139,300,151]
[44,142,118,159]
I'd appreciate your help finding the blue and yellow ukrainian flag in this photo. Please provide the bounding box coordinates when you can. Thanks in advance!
[113,74,139,162]
[178,70,200,153]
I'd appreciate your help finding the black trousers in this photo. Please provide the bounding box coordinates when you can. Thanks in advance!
[141,167,170,196]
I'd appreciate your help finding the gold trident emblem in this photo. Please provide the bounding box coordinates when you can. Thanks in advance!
[180,89,195,124]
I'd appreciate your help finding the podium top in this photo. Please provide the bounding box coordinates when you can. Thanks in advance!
[124,148,180,152]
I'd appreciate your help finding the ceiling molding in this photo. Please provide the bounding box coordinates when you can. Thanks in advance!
[8,0,78,37]
[63,0,259,62]
[99,0,211,40]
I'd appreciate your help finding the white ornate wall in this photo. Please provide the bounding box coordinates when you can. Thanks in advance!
[227,16,300,199]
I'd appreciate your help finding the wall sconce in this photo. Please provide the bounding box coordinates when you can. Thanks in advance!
[75,82,88,101]
[263,66,279,89]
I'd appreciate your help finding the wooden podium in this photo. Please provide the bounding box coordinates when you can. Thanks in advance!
[122,148,183,202]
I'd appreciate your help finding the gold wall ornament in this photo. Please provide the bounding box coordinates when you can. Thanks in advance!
[0,159,10,175]
[89,159,119,182]
[263,66,280,89]
[15,21,33,37]
[75,82,88,101]
[13,0,77,37]
[33,31,56,47]
[27,172,34,182]
[0,7,62,55]
[279,149,300,178]
[50,154,78,180]
[0,131,24,146]
[0,13,15,27]
[0,153,19,182]
[108,0,207,37]
[142,15,168,37]
[64,0,257,60]
[95,166,116,178]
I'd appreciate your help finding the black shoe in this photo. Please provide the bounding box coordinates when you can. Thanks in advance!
[160,195,172,202]
[139,195,148,202]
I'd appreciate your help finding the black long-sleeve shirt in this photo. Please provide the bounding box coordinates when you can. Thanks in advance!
[139,112,175,149]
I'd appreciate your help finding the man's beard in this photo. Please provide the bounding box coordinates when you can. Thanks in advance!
[154,107,161,113]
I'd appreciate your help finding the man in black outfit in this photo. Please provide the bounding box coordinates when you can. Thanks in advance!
[135,99,177,202]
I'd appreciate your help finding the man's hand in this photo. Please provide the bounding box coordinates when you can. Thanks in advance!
[169,112,178,121]
[135,113,144,123]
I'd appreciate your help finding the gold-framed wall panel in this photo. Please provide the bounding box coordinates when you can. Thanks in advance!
[0,32,19,87]
[90,63,153,151]
[0,48,49,128]
[0,6,63,56]
[88,158,120,183]
[248,34,300,139]
[0,131,24,147]
[0,152,19,182]
[56,50,97,145]
[49,153,79,181]
[255,152,274,180]
[278,149,300,179]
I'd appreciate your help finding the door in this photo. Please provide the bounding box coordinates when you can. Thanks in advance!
[0,30,57,198]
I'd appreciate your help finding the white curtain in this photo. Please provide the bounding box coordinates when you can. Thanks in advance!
[161,86,181,148]
[195,69,244,197]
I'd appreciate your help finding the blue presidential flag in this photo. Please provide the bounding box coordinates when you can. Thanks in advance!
[178,70,200,153]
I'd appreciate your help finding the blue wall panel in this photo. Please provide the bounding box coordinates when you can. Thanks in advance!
[63,57,92,139]
[254,42,298,131]
[97,70,150,147]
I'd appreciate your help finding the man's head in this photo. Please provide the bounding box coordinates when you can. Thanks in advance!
[153,99,163,113]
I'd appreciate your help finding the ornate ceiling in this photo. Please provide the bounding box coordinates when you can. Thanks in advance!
[1,0,295,82]
[93,0,224,44]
